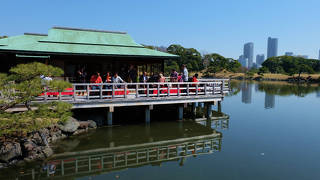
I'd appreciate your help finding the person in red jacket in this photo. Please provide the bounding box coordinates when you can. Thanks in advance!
[192,73,199,82]
[90,72,102,90]
[95,72,102,83]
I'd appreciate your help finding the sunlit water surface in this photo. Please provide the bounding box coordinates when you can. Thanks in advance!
[1,81,320,180]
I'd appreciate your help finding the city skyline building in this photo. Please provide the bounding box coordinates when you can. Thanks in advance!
[243,42,254,68]
[256,54,265,67]
[318,49,320,60]
[267,37,278,58]
[285,52,294,56]
[238,55,248,68]
[296,55,308,59]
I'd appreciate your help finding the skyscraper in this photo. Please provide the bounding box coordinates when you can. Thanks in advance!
[243,42,254,68]
[267,37,278,58]
[256,54,265,67]
[238,55,248,68]
[318,49,320,60]
[285,52,294,56]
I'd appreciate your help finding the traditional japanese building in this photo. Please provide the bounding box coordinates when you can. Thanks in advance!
[0,27,178,82]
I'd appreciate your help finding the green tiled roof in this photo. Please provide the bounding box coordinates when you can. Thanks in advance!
[0,27,178,58]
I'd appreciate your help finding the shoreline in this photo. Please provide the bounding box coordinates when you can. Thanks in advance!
[200,72,320,84]
[0,118,97,169]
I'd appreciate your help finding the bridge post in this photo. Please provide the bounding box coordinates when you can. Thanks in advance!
[192,102,197,118]
[107,106,114,126]
[145,105,153,124]
[178,104,186,121]
[218,101,222,113]
[206,102,212,119]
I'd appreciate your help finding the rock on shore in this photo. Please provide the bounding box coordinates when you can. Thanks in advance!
[0,117,97,169]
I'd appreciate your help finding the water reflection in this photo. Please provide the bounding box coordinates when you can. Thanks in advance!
[264,93,275,109]
[230,81,320,109]
[241,82,252,104]
[3,113,229,180]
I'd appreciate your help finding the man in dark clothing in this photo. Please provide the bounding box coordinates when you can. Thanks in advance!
[139,71,148,83]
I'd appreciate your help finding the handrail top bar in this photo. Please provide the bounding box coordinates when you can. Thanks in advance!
[71,81,227,86]
[199,78,229,81]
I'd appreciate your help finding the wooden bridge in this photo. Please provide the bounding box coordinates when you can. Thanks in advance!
[7,79,230,124]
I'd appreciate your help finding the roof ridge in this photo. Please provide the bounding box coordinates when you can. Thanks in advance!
[52,27,127,34]
[24,33,48,36]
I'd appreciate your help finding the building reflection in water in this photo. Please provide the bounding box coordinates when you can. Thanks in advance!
[241,82,252,104]
[317,91,320,98]
[11,112,230,180]
[254,83,259,92]
[264,93,275,109]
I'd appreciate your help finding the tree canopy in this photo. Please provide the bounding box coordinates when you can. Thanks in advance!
[262,56,320,77]
[144,44,242,75]
[204,53,241,75]
[167,44,204,72]
[0,62,73,136]
[0,62,71,111]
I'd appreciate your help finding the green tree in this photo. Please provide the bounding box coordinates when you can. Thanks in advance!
[227,58,241,73]
[0,62,71,111]
[167,44,203,72]
[204,53,241,75]
[262,56,318,78]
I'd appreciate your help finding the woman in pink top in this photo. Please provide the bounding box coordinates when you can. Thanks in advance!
[159,73,166,83]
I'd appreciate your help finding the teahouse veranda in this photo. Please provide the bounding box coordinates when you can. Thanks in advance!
[0,27,178,82]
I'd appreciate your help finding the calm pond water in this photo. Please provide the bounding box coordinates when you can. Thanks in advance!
[1,81,320,180]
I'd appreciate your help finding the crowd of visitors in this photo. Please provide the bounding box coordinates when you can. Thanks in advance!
[75,64,198,85]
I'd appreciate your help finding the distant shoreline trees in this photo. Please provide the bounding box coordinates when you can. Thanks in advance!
[144,44,241,75]
[262,56,320,78]
[144,44,320,78]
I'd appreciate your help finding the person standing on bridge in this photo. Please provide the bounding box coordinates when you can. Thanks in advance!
[182,64,188,82]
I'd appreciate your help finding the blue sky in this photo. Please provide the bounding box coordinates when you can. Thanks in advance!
[1,0,320,60]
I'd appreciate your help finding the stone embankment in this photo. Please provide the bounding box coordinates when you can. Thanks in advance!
[0,117,97,169]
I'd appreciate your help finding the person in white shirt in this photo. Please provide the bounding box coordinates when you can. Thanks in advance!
[112,72,124,83]
[182,64,188,82]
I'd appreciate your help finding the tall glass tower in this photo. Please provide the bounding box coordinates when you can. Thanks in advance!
[267,37,278,58]
[243,42,254,68]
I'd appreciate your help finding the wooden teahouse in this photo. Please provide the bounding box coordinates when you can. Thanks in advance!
[0,27,178,82]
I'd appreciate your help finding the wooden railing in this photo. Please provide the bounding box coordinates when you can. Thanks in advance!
[38,79,230,102]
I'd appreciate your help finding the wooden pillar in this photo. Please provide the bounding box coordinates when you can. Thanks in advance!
[178,104,184,121]
[206,115,212,128]
[145,105,153,124]
[200,103,204,108]
[218,101,222,113]
[192,102,197,118]
[107,106,114,126]
[206,103,212,119]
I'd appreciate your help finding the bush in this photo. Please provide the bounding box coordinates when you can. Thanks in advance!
[0,62,73,136]
[0,102,72,136]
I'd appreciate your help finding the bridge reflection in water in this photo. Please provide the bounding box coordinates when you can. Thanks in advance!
[12,113,229,180]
